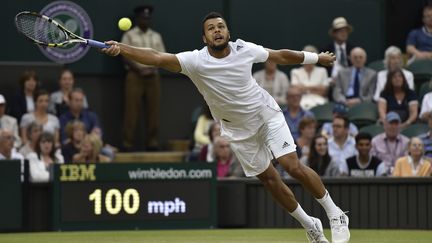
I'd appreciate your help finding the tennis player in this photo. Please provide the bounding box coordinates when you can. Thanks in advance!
[102,12,350,243]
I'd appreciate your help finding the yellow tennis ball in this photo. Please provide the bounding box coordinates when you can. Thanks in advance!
[118,17,132,31]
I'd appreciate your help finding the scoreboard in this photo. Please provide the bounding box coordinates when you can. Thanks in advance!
[52,163,217,230]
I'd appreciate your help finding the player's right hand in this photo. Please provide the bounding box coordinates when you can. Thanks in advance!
[318,51,336,67]
[101,41,121,56]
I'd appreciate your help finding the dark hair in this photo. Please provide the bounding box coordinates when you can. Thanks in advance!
[355,132,372,143]
[26,122,43,141]
[59,69,74,80]
[134,5,154,17]
[208,122,220,142]
[333,115,350,128]
[424,5,432,12]
[35,132,57,162]
[19,70,39,92]
[202,12,225,34]
[33,89,50,103]
[69,87,86,100]
[298,117,317,132]
[381,69,410,97]
[308,135,331,176]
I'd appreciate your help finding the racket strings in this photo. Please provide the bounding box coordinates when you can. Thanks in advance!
[16,14,68,44]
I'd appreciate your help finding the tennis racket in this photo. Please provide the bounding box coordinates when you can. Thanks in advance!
[15,11,109,49]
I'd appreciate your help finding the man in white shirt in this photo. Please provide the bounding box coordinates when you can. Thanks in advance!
[328,116,357,165]
[253,60,289,105]
[102,12,350,243]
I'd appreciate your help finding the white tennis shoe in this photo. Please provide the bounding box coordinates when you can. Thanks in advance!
[329,208,350,243]
[306,217,329,243]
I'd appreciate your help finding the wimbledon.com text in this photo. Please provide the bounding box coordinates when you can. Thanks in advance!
[128,168,213,180]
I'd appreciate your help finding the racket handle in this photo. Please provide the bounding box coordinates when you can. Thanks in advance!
[87,39,110,49]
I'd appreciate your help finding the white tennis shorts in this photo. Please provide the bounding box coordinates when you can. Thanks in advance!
[229,111,297,177]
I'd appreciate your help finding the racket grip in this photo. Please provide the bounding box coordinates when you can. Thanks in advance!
[87,39,110,49]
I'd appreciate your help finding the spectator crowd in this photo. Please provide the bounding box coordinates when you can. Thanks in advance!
[2,5,432,182]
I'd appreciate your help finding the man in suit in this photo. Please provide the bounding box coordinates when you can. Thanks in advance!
[322,17,355,78]
[333,47,377,107]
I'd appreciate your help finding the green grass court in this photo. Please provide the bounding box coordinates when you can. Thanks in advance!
[1,229,431,243]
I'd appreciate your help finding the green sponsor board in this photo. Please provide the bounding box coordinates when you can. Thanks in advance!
[0,161,23,231]
[52,163,217,230]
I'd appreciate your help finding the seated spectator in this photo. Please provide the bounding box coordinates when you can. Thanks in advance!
[213,136,234,178]
[406,5,432,62]
[73,134,110,163]
[27,132,64,183]
[371,112,409,173]
[419,113,432,158]
[393,137,432,177]
[321,103,358,138]
[301,135,340,177]
[327,115,357,165]
[420,91,432,121]
[378,69,418,128]
[90,126,117,160]
[59,88,100,144]
[282,87,314,140]
[340,133,386,177]
[10,70,39,122]
[0,128,24,160]
[199,121,221,162]
[322,17,354,78]
[49,69,89,116]
[291,45,330,109]
[373,46,415,102]
[19,122,43,157]
[20,90,60,146]
[62,120,87,163]
[253,60,289,105]
[0,94,21,148]
[296,117,317,160]
[333,47,376,107]
[192,104,214,154]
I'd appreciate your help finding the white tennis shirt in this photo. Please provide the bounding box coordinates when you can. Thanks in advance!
[176,39,281,140]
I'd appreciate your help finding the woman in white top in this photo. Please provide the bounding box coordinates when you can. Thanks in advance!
[18,122,43,157]
[20,90,60,147]
[253,60,289,105]
[290,45,329,110]
[48,69,89,116]
[373,46,414,102]
[27,132,64,183]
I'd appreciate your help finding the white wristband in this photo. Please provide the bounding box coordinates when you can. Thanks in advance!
[301,51,319,64]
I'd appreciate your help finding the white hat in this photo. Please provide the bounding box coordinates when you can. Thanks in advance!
[0,94,5,104]
[329,17,353,35]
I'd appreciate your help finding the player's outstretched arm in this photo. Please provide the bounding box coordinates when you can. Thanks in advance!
[266,48,336,67]
[101,41,181,73]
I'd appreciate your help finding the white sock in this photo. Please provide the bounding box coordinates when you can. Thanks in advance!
[289,203,314,229]
[316,190,340,217]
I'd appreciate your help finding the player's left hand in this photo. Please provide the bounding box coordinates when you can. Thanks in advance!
[318,51,336,67]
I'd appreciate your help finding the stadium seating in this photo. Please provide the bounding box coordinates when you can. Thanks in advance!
[359,124,384,137]
[367,59,385,72]
[400,123,429,138]
[310,102,335,125]
[407,60,432,92]
[418,80,432,103]
[347,102,378,128]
